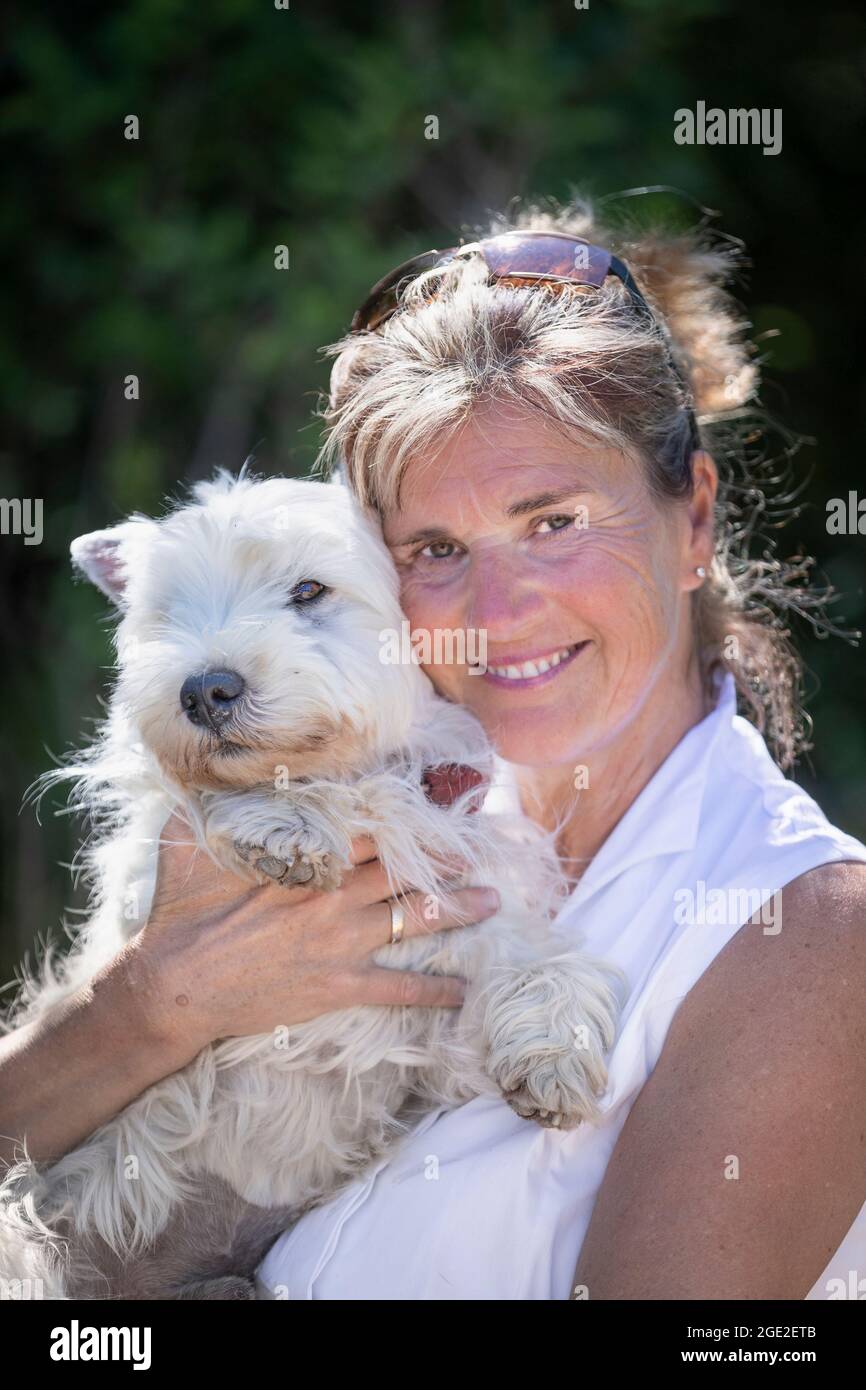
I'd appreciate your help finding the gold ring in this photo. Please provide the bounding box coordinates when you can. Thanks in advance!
[387,897,406,946]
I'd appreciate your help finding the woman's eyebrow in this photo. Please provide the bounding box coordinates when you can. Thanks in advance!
[388,525,448,548]
[389,486,592,546]
[506,485,590,518]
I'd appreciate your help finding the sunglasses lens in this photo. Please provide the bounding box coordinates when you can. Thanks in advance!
[351,249,457,332]
[480,233,612,286]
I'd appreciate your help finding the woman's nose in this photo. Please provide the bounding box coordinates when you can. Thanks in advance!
[465,546,545,635]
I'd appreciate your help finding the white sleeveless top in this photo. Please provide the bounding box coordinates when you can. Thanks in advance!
[257,673,866,1300]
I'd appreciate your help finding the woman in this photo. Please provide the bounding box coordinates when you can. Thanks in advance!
[3,197,866,1300]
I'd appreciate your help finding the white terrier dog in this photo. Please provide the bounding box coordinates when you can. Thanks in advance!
[0,473,622,1300]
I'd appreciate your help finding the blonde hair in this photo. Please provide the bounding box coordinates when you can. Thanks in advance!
[315,194,846,770]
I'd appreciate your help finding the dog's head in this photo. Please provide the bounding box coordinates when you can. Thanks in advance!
[70,474,424,789]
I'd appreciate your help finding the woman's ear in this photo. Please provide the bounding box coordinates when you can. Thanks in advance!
[70,522,144,605]
[683,450,718,587]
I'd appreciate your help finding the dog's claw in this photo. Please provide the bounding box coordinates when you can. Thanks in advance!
[253,853,318,885]
[502,1084,583,1129]
[285,856,316,884]
[255,855,291,881]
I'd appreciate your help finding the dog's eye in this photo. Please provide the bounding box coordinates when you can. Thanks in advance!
[289,579,327,605]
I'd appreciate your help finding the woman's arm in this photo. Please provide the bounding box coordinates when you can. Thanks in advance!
[573,860,866,1300]
[0,941,199,1170]
[1,814,499,1172]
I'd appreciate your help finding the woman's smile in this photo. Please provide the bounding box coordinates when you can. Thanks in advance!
[479,640,589,689]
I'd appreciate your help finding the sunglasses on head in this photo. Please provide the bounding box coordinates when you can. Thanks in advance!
[349,230,701,459]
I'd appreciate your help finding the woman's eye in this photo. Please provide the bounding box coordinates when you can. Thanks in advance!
[420,539,458,559]
[289,579,327,604]
[534,514,575,535]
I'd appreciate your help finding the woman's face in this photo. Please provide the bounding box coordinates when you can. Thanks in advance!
[382,400,713,768]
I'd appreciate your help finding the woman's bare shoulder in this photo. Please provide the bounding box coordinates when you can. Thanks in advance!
[774,856,866,929]
[692,857,866,1023]
[573,859,866,1298]
[665,858,866,1114]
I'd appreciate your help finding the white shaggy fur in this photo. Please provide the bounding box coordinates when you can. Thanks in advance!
[0,473,623,1300]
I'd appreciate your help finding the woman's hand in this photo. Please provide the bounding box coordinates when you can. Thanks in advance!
[129,813,502,1055]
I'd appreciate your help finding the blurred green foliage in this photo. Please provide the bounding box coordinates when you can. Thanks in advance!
[1,0,864,985]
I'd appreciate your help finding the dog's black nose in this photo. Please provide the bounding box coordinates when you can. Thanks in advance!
[180,670,246,727]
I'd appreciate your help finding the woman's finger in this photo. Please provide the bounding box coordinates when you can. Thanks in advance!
[342,852,481,907]
[347,836,379,866]
[152,815,221,905]
[358,885,501,948]
[359,967,468,1009]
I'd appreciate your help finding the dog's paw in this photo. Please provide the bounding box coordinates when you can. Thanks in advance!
[233,838,345,891]
[498,1054,603,1130]
[482,959,618,1129]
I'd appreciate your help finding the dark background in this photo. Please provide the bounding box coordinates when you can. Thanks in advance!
[1,0,864,988]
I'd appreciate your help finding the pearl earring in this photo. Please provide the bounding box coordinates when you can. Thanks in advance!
[695,566,707,579]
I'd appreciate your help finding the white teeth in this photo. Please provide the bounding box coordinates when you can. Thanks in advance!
[488,644,578,679]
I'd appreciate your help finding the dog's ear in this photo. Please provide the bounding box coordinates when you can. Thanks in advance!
[70,524,141,604]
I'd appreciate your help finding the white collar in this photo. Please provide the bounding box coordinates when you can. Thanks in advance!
[485,671,738,903]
